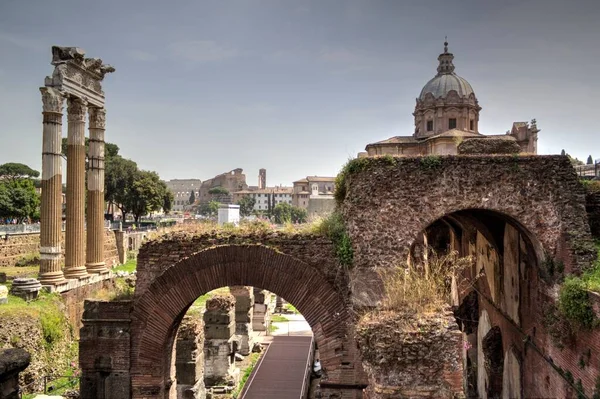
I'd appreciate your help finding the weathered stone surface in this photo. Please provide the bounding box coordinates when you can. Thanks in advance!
[0,348,31,399]
[356,310,464,398]
[9,278,42,300]
[457,138,522,155]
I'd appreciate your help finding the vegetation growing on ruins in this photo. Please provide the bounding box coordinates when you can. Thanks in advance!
[419,155,442,170]
[311,211,353,267]
[232,352,261,398]
[378,250,472,312]
[559,276,598,329]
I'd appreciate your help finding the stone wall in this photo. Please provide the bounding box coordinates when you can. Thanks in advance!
[79,300,132,399]
[341,155,595,276]
[175,316,205,399]
[585,182,600,238]
[356,310,463,399]
[0,229,121,268]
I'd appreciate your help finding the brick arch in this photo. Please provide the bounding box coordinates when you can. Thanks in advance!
[411,208,545,265]
[129,244,360,398]
[343,156,594,274]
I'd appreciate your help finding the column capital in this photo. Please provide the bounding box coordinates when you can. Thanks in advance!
[88,107,106,129]
[67,96,88,123]
[40,87,64,114]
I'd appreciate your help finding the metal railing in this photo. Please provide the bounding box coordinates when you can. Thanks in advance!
[19,374,80,398]
[575,162,599,179]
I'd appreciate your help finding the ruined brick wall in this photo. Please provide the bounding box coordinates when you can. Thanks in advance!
[130,238,366,398]
[79,300,132,399]
[0,230,120,268]
[585,182,600,238]
[356,310,464,399]
[135,231,345,300]
[60,278,117,337]
[341,155,594,274]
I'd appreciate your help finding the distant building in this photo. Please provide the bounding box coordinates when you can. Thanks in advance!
[362,41,539,157]
[292,176,335,212]
[198,169,248,205]
[164,179,202,213]
[232,186,293,212]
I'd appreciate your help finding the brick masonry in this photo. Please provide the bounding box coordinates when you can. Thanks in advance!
[0,229,119,268]
[79,155,600,398]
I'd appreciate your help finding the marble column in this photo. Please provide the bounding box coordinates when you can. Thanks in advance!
[39,87,66,285]
[64,97,88,279]
[85,107,107,274]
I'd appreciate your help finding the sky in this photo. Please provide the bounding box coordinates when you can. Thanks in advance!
[0,0,599,186]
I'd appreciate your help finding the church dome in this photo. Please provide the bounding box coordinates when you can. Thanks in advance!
[418,40,476,101]
[419,73,474,100]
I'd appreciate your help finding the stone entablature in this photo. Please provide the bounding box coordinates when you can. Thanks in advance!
[44,46,114,107]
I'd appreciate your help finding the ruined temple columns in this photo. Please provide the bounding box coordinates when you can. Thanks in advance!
[63,97,89,280]
[39,88,66,285]
[85,107,107,274]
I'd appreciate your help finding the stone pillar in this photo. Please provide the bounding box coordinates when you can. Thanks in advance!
[230,286,254,355]
[203,295,239,388]
[86,107,107,274]
[252,288,270,332]
[64,96,88,279]
[176,316,206,399]
[39,87,66,285]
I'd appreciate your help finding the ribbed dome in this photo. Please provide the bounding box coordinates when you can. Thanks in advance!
[419,73,474,100]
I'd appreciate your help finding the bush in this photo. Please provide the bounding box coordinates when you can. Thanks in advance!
[559,276,597,329]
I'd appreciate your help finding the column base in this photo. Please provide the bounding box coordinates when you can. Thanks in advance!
[64,266,89,280]
[38,271,66,286]
[85,262,108,274]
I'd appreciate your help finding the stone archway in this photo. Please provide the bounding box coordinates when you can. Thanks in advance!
[128,245,363,398]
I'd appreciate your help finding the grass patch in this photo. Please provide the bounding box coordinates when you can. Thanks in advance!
[270,314,289,322]
[112,257,137,273]
[283,303,299,314]
[232,352,261,398]
[1,265,39,279]
[378,250,473,312]
[15,252,40,267]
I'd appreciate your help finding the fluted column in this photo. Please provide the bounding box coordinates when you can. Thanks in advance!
[39,87,66,285]
[86,107,107,274]
[64,97,88,279]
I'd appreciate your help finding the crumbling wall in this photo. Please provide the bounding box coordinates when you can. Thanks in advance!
[457,138,521,155]
[0,348,31,399]
[176,316,205,399]
[356,310,464,398]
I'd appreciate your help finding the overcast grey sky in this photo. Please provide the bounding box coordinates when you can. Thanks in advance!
[0,0,598,186]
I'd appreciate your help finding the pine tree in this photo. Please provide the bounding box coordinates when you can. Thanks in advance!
[560,149,566,156]
[587,155,593,165]
[189,190,196,205]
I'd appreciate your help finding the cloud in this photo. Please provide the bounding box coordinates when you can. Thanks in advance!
[169,40,238,63]
[129,50,157,61]
[0,32,45,52]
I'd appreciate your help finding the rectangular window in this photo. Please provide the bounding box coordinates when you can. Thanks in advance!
[470,120,474,130]
[449,118,457,129]
[427,120,433,131]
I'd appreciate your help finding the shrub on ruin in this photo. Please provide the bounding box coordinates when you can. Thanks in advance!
[378,250,473,313]
[559,276,598,329]
[312,211,353,267]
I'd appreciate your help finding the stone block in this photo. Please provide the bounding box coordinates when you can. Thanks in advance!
[205,321,235,340]
[0,273,6,283]
[0,285,7,305]
[9,278,41,301]
[0,348,31,399]
[204,311,234,325]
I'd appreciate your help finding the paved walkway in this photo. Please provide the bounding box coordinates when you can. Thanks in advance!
[241,335,313,399]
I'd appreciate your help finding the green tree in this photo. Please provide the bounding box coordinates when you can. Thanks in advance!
[163,188,174,214]
[236,195,256,217]
[0,163,40,182]
[105,156,138,220]
[587,155,594,165]
[0,179,40,222]
[198,200,220,217]
[189,190,196,205]
[272,203,307,224]
[127,170,167,222]
[61,138,120,159]
[208,186,229,196]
